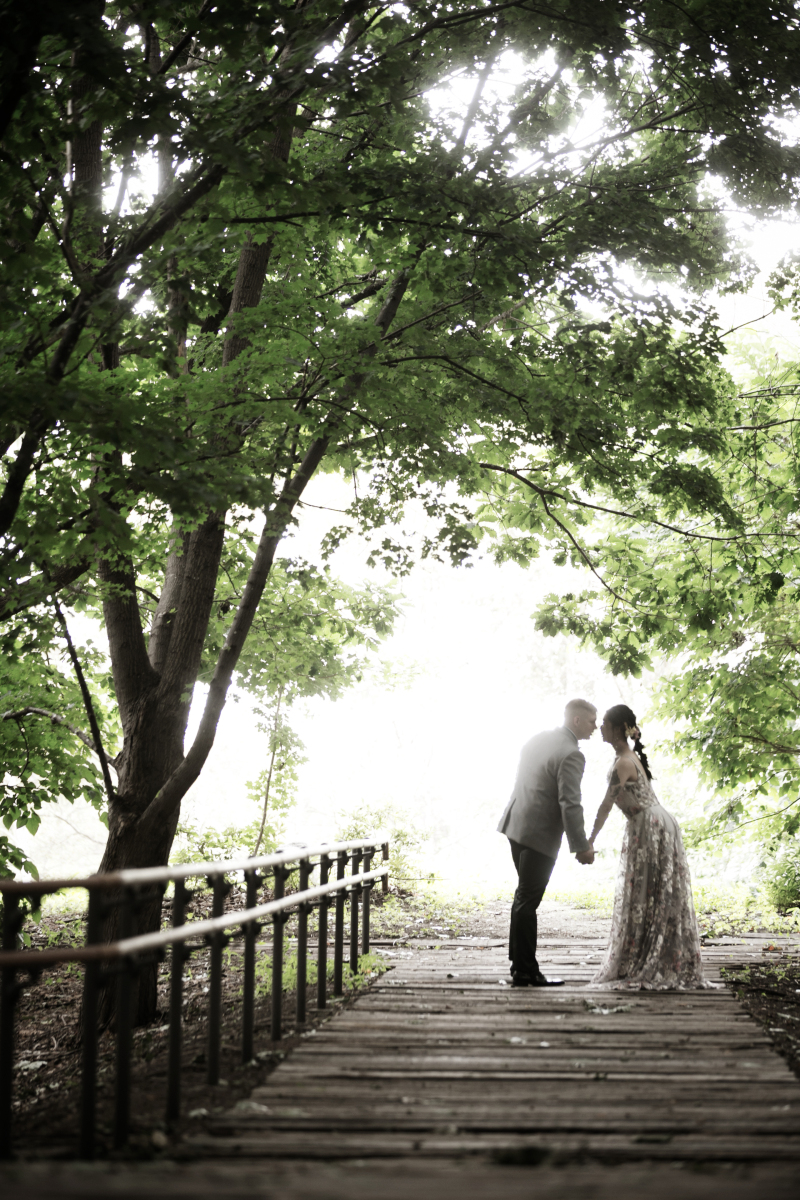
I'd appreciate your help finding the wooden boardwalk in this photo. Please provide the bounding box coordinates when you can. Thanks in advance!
[187,930,800,1168]
[3,928,800,1198]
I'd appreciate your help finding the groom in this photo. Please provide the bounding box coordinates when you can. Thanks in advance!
[497,698,597,987]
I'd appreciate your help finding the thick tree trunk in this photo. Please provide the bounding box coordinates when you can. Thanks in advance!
[95,691,186,1027]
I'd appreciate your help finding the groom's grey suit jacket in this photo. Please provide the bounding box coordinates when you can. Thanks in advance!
[497,726,591,859]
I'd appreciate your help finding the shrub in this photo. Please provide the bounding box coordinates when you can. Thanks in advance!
[169,819,270,866]
[335,802,433,886]
[761,843,800,911]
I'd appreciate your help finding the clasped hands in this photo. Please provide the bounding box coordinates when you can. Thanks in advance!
[575,845,595,865]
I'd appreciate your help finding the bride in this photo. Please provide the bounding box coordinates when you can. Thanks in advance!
[588,704,709,990]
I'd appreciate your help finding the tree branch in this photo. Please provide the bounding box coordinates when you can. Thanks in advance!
[732,795,800,830]
[476,462,754,545]
[0,556,91,623]
[536,491,638,609]
[251,683,284,857]
[0,706,118,769]
[53,598,117,804]
[0,409,50,538]
[137,261,418,837]
[96,531,157,733]
[156,0,215,77]
[137,431,332,840]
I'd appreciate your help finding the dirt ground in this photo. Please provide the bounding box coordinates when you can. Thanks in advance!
[722,957,800,1084]
[459,894,613,943]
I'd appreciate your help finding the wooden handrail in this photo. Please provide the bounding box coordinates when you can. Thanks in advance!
[0,838,390,1159]
[0,835,389,895]
[0,866,387,967]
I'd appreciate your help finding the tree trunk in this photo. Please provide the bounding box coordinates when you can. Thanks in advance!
[95,512,226,1026]
[95,690,186,1027]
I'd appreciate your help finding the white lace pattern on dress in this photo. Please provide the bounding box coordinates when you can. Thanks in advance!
[589,765,710,991]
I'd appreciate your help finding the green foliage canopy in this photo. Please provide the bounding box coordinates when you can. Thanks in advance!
[3,2,800,884]
[534,341,800,883]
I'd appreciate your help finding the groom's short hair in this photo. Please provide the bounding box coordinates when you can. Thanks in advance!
[564,698,596,721]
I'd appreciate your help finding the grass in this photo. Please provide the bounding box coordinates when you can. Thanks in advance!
[545,884,615,916]
[368,887,476,940]
[693,881,800,938]
[222,944,387,998]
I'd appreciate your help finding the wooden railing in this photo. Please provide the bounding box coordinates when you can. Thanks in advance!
[0,837,389,1159]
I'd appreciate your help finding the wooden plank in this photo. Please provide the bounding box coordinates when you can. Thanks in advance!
[183,1132,800,1162]
[3,1161,800,1200]
[251,1081,797,1096]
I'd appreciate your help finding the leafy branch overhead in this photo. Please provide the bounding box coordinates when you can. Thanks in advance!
[533,342,800,864]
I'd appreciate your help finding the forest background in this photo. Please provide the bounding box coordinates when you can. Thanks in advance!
[4,1,800,959]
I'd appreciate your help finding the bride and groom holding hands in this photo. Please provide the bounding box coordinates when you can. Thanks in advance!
[497,698,708,991]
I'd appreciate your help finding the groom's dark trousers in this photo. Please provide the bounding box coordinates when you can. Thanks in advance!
[508,840,556,978]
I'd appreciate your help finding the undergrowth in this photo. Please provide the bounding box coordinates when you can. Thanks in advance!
[223,945,387,997]
[693,881,800,937]
[542,879,800,937]
[367,886,479,940]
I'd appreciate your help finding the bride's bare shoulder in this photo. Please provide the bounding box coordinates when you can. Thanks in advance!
[613,754,639,785]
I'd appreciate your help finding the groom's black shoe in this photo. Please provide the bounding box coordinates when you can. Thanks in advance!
[511,971,564,987]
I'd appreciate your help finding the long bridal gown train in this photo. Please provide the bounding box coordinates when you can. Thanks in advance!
[589,763,710,990]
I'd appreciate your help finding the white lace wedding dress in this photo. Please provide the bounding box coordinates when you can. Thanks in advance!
[589,762,710,990]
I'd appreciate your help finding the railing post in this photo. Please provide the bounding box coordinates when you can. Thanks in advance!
[0,893,22,1160]
[296,859,311,1025]
[333,852,346,997]
[242,869,260,1063]
[381,842,389,893]
[207,874,228,1086]
[79,888,104,1158]
[349,848,362,976]
[113,887,136,1151]
[271,866,286,1040]
[362,848,372,955]
[166,879,189,1123]
[316,855,330,1010]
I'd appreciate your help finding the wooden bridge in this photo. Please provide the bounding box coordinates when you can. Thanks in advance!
[3,926,800,1198]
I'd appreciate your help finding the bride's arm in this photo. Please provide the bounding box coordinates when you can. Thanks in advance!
[589,759,638,844]
[588,785,614,845]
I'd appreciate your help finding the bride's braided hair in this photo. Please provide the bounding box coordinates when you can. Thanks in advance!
[605,703,653,780]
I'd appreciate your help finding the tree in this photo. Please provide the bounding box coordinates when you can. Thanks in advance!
[3,2,800,1019]
[0,557,399,882]
[533,340,800,870]
[0,609,116,879]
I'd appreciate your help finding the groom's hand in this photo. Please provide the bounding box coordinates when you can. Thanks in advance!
[575,848,595,865]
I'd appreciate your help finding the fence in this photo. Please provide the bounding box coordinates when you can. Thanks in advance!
[0,837,389,1159]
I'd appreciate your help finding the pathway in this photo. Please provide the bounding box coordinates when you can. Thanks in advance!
[186,928,800,1166]
[3,916,800,1198]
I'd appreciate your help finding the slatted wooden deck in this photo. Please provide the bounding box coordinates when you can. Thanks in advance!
[185,931,800,1168]
[3,928,800,1197]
